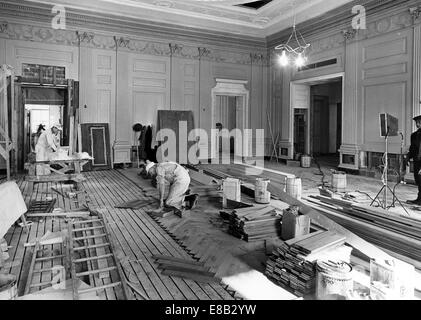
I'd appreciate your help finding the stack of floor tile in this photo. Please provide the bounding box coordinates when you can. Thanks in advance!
[265,231,351,297]
[227,206,281,242]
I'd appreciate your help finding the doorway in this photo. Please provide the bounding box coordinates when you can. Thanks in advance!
[210,79,249,161]
[25,104,63,153]
[290,74,343,167]
[21,86,66,167]
[215,95,237,156]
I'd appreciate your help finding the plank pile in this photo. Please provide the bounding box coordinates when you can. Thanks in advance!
[265,231,350,297]
[222,206,281,242]
[305,195,421,263]
[152,255,221,284]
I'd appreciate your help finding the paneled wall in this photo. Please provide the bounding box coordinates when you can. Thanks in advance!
[269,3,421,170]
[0,22,269,165]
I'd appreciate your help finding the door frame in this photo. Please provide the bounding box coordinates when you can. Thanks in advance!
[210,79,249,159]
[289,72,344,159]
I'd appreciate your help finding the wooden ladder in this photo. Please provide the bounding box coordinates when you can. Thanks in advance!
[67,215,132,300]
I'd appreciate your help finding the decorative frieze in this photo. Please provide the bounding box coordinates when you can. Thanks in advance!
[0,21,266,65]
[0,23,79,46]
[129,39,170,56]
[361,10,412,40]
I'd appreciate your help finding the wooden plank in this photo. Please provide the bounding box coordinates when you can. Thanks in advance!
[82,174,175,300]
[95,174,202,300]
[211,163,393,262]
[160,269,221,284]
[101,170,227,300]
[98,170,237,300]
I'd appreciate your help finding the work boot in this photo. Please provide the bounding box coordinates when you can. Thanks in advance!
[184,194,199,210]
[407,198,421,205]
[174,208,184,218]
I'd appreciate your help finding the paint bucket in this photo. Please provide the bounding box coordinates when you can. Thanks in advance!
[222,178,241,208]
[286,177,302,200]
[0,274,17,300]
[301,155,311,168]
[316,260,353,300]
[255,178,271,204]
[332,172,347,193]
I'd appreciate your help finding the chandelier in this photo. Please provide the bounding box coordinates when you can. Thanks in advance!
[275,11,310,68]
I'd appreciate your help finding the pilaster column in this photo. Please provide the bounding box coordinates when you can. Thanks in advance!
[413,15,421,127]
[339,28,360,170]
[113,36,132,165]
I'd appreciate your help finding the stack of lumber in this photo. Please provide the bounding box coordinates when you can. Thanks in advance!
[152,255,221,284]
[265,231,350,297]
[224,206,281,242]
[305,195,421,263]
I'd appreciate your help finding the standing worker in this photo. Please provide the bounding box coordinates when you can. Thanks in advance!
[145,160,198,216]
[35,123,62,175]
[405,115,421,205]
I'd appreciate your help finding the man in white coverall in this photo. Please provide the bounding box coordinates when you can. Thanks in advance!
[35,123,62,175]
[145,160,198,215]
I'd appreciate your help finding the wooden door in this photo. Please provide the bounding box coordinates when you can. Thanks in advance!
[81,123,111,171]
[311,95,330,155]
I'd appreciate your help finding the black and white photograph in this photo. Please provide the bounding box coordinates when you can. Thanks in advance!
[0,0,420,309]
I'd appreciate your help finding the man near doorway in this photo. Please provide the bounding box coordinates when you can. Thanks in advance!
[405,115,421,205]
[35,123,62,175]
[145,160,198,216]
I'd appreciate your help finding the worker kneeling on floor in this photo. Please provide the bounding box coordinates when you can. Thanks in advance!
[145,160,198,216]
[34,123,62,175]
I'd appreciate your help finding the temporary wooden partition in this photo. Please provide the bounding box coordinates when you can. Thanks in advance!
[0,65,16,180]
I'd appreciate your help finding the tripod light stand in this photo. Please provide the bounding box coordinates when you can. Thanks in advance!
[370,128,409,215]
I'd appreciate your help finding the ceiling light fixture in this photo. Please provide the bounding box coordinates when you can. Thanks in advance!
[275,1,310,68]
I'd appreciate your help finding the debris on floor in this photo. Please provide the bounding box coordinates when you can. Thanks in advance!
[153,255,221,284]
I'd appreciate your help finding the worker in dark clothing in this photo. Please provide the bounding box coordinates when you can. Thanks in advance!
[405,115,421,204]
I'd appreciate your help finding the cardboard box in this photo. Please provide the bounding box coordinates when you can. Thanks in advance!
[281,210,310,241]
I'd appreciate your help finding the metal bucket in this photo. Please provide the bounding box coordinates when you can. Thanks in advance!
[255,178,271,204]
[301,155,311,168]
[316,260,353,300]
[0,274,17,300]
[332,172,347,193]
[286,177,302,200]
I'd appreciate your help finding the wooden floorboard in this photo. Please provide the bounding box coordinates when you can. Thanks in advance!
[3,170,235,300]
[92,170,215,300]
[104,170,223,300]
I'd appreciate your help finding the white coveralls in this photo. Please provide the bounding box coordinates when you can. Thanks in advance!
[35,129,59,175]
[156,162,190,210]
